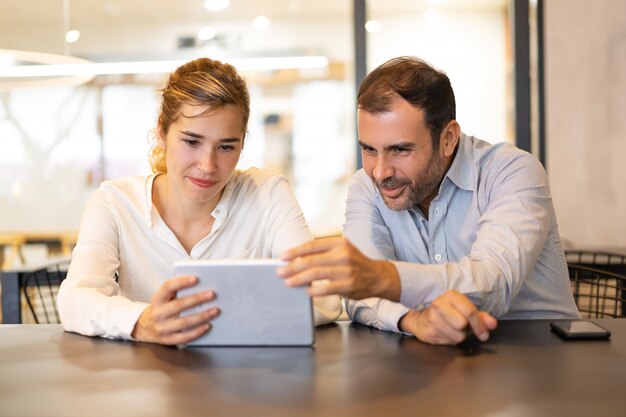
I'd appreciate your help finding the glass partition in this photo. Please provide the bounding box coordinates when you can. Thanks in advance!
[366,0,512,144]
[0,0,355,267]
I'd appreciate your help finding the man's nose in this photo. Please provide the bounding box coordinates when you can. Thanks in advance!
[372,154,393,182]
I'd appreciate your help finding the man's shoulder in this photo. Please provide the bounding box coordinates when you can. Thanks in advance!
[347,169,378,199]
[349,169,375,188]
[463,136,543,176]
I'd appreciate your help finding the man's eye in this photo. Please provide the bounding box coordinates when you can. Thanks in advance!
[361,146,375,154]
[392,147,410,154]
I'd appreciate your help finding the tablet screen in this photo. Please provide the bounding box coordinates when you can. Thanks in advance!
[175,259,314,346]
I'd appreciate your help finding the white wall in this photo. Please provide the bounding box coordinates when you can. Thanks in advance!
[545,0,626,249]
[368,8,509,144]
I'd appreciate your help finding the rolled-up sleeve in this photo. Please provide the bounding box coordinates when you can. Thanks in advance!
[57,188,148,340]
[343,151,556,326]
[396,154,552,316]
[343,171,410,333]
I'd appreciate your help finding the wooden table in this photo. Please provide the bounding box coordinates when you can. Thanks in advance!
[0,231,76,269]
[1,319,625,417]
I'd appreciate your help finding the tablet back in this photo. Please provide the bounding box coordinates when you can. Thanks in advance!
[175,259,314,346]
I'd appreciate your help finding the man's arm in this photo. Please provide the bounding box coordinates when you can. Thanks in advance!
[393,153,553,315]
[280,152,554,316]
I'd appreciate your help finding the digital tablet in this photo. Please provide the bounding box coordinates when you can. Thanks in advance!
[175,259,314,347]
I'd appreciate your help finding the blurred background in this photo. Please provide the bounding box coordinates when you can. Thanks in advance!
[1,0,625,268]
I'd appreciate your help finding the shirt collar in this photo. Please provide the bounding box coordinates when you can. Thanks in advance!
[212,171,238,220]
[443,132,476,192]
[145,171,238,226]
[146,174,157,223]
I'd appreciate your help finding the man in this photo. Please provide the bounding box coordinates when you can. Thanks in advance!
[278,56,579,345]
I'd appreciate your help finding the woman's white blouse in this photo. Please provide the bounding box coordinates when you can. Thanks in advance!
[57,168,341,339]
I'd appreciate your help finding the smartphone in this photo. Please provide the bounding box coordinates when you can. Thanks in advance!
[550,320,611,340]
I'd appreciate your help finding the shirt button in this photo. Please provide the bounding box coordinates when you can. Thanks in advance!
[434,254,442,262]
[215,209,221,215]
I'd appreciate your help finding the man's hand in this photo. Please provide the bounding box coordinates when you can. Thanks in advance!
[131,275,219,345]
[399,290,498,345]
[278,236,401,301]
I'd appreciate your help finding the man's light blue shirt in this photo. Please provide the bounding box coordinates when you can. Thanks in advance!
[344,134,580,333]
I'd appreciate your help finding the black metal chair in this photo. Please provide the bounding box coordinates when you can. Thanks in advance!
[21,259,70,324]
[567,264,626,318]
[564,250,626,267]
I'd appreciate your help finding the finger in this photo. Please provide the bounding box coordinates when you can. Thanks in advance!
[307,278,350,297]
[479,311,498,330]
[162,322,212,346]
[428,305,471,344]
[154,289,216,320]
[285,265,351,287]
[280,248,349,278]
[152,275,199,305]
[443,291,489,340]
[280,236,345,261]
[155,307,220,336]
[307,278,368,299]
[419,308,466,345]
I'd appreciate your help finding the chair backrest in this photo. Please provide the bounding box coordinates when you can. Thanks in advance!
[564,250,626,266]
[567,264,626,318]
[21,259,71,324]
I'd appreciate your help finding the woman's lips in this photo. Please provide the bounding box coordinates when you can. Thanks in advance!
[189,177,217,189]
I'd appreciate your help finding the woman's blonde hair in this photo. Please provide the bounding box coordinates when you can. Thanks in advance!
[149,57,250,174]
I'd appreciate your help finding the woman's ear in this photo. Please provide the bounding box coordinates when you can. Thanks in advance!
[440,120,460,158]
[156,124,166,150]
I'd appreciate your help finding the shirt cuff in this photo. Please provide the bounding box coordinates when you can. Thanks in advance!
[116,302,150,341]
[348,297,411,334]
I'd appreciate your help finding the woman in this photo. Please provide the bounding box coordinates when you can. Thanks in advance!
[57,57,341,345]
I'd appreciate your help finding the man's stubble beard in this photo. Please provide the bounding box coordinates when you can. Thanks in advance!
[376,152,445,212]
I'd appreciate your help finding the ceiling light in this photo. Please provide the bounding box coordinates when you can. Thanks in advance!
[0,48,94,90]
[253,16,270,31]
[0,52,16,67]
[0,56,330,79]
[365,20,382,33]
[204,0,229,11]
[425,9,441,24]
[198,26,217,41]
[65,30,80,43]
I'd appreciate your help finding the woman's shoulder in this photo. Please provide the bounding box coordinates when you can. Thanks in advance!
[98,175,153,195]
[232,167,288,188]
[92,175,154,210]
[226,168,294,207]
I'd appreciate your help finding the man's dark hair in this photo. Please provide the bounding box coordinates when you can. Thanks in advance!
[357,56,456,149]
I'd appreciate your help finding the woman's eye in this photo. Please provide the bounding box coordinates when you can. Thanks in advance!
[183,139,199,147]
[219,145,235,151]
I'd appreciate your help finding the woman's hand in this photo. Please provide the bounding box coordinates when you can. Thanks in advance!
[131,275,219,345]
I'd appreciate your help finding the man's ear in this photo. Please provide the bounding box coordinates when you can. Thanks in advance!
[439,120,460,158]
